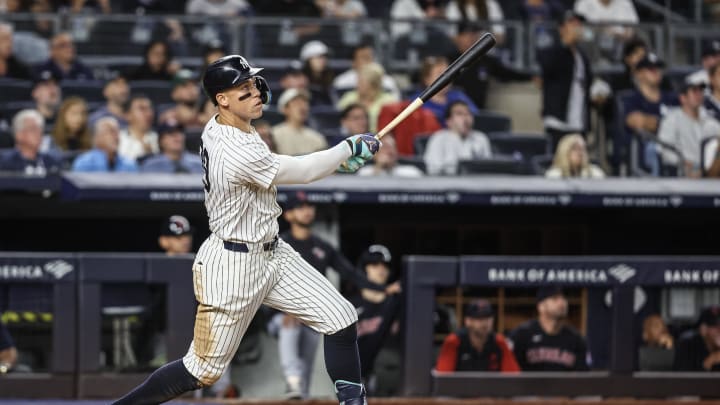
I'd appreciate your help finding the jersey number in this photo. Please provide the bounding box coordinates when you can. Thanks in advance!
[200,141,211,192]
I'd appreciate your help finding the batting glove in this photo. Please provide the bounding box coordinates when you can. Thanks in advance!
[345,133,381,161]
[337,156,367,173]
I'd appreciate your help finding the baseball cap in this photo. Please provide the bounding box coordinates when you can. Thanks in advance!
[465,299,494,319]
[358,244,392,267]
[636,52,665,70]
[536,286,564,304]
[161,215,193,236]
[277,87,310,110]
[299,40,328,62]
[701,40,720,58]
[283,59,304,76]
[157,119,184,137]
[33,69,59,87]
[284,190,312,210]
[678,77,706,94]
[558,9,586,25]
[172,69,197,87]
[698,305,720,326]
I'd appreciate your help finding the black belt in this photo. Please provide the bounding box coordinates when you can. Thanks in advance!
[223,236,278,253]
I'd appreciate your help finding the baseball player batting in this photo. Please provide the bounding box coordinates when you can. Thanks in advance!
[112,55,380,405]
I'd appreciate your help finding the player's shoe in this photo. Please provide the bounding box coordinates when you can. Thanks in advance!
[335,380,367,405]
[284,376,302,400]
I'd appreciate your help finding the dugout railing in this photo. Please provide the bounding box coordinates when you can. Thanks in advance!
[403,256,720,398]
[0,253,194,399]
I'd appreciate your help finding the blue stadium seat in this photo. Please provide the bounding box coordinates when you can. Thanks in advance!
[473,110,511,133]
[261,108,285,126]
[61,79,106,103]
[0,79,33,104]
[487,132,550,163]
[128,80,174,105]
[457,157,526,175]
[309,109,341,132]
[398,155,426,174]
[413,133,433,156]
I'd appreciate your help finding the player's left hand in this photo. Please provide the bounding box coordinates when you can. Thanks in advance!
[337,156,367,173]
[345,133,381,161]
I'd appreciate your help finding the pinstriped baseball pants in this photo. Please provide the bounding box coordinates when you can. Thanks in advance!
[182,234,358,386]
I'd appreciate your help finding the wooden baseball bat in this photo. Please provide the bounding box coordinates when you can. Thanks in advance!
[375,32,497,140]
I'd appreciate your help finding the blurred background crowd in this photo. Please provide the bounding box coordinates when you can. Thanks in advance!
[2,0,720,179]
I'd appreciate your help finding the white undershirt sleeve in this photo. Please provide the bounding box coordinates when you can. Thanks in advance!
[273,142,352,185]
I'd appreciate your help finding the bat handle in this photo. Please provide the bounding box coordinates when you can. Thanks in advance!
[375,98,424,140]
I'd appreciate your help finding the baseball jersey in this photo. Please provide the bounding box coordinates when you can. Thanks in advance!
[509,319,589,371]
[200,115,282,243]
[436,329,519,372]
[672,330,720,371]
[349,292,402,377]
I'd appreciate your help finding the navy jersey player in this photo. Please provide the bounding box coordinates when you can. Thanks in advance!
[113,55,380,405]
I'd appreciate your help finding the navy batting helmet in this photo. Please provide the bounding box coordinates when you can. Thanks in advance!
[201,55,271,106]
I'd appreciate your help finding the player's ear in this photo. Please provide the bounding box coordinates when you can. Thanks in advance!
[216,92,229,108]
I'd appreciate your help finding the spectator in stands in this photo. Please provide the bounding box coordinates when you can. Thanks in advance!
[198,42,227,78]
[545,133,605,178]
[390,0,449,38]
[673,305,720,371]
[333,43,401,99]
[127,40,177,81]
[64,0,112,13]
[412,56,478,125]
[362,0,392,18]
[0,319,17,374]
[377,100,442,156]
[272,88,327,155]
[0,22,32,80]
[158,214,193,255]
[141,120,202,174]
[657,81,720,177]
[31,70,62,129]
[509,287,590,371]
[447,21,532,109]
[300,40,335,106]
[185,0,252,16]
[339,103,369,137]
[706,62,720,119]
[51,96,91,152]
[445,0,506,43]
[607,38,671,94]
[316,0,367,18]
[72,117,138,172]
[538,10,593,148]
[337,62,398,133]
[279,60,310,95]
[350,245,403,395]
[88,74,130,129]
[574,0,639,41]
[0,109,60,175]
[158,69,203,129]
[118,94,158,162]
[623,53,677,175]
[436,298,519,372]
[34,32,93,81]
[424,100,491,175]
[357,135,424,177]
[253,119,276,153]
[197,99,217,126]
[687,40,720,87]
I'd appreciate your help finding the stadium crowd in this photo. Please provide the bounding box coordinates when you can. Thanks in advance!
[0,0,720,178]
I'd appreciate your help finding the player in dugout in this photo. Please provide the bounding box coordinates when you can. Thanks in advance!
[435,298,519,372]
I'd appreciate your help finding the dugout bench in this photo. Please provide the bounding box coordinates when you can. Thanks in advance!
[403,256,720,398]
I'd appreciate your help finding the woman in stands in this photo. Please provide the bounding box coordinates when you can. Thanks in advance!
[545,134,605,179]
[337,62,397,133]
[127,40,178,81]
[51,96,91,151]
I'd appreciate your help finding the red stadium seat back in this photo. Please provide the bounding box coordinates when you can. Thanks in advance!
[377,101,442,157]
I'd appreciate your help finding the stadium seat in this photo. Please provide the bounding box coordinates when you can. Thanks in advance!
[0,79,33,104]
[60,80,106,103]
[0,101,36,124]
[128,80,174,105]
[398,155,426,173]
[413,133,433,156]
[473,110,511,133]
[487,132,550,163]
[309,108,341,132]
[184,128,203,154]
[261,109,285,126]
[0,133,13,149]
[457,157,526,175]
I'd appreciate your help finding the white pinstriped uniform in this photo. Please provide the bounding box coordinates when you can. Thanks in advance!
[182,115,358,385]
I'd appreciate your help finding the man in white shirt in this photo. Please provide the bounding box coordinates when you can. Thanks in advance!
[357,134,423,177]
[272,88,328,155]
[574,0,638,31]
[424,100,491,175]
[333,44,400,99]
[658,81,720,177]
[118,94,158,162]
[687,40,720,87]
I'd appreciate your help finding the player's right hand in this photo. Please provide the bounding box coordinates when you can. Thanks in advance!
[345,133,381,161]
[337,156,366,173]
